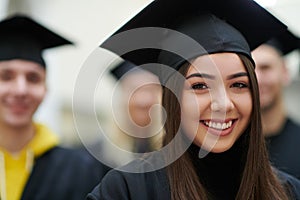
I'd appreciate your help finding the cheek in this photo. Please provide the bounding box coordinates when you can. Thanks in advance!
[265,70,281,84]
[32,86,47,103]
[181,92,200,120]
[180,92,206,139]
[235,93,252,120]
[0,88,8,97]
[181,91,211,116]
[0,83,13,95]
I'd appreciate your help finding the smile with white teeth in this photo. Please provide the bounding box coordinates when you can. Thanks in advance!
[203,120,233,130]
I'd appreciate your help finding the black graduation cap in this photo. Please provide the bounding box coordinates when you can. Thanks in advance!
[110,60,158,81]
[265,29,300,55]
[0,14,73,67]
[110,60,137,80]
[100,0,287,83]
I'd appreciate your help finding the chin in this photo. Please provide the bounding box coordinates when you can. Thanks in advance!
[210,147,231,153]
[202,142,234,153]
[6,117,32,127]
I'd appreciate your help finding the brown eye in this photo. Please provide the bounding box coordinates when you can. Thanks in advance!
[232,82,247,88]
[191,83,208,90]
[0,70,14,81]
[27,72,44,83]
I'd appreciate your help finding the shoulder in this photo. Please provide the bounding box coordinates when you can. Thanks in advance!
[38,146,110,176]
[39,146,87,164]
[276,169,300,198]
[285,118,300,134]
[86,169,144,200]
[24,147,110,200]
[87,170,132,200]
[42,146,97,163]
[86,162,170,200]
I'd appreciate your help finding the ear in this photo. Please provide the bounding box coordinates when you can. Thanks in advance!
[282,60,291,87]
[41,84,48,101]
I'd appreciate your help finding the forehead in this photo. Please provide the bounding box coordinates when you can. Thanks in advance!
[252,45,282,65]
[122,70,160,86]
[0,59,45,72]
[187,53,246,75]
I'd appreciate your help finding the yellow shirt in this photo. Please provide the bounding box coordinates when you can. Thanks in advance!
[0,123,59,200]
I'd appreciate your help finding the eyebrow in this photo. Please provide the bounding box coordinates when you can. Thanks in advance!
[227,72,248,80]
[186,73,214,80]
[186,72,248,80]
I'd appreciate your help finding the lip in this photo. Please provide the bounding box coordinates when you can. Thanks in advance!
[8,103,29,114]
[200,119,237,137]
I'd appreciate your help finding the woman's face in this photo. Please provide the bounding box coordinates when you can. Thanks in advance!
[0,59,47,128]
[181,53,252,153]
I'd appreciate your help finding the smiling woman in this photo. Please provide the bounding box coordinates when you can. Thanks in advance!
[86,0,300,199]
[180,53,252,153]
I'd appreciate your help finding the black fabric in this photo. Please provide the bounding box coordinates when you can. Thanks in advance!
[110,60,137,80]
[86,167,170,200]
[276,169,300,199]
[157,13,252,70]
[21,147,110,200]
[266,29,300,55]
[0,14,72,67]
[133,138,153,153]
[86,158,300,200]
[187,134,247,200]
[100,0,287,77]
[266,118,300,179]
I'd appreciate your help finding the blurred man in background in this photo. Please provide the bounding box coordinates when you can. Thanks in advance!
[0,14,109,200]
[110,61,163,153]
[252,29,300,179]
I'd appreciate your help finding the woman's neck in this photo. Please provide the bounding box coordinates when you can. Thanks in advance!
[188,135,247,199]
[0,122,35,155]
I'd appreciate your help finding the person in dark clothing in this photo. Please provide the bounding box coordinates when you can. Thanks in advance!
[266,119,300,179]
[87,0,300,199]
[252,30,300,179]
[21,147,110,200]
[0,14,110,200]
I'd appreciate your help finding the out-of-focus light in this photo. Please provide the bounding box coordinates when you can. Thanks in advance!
[254,0,277,7]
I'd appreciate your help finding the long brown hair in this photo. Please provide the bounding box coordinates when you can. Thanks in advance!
[162,54,290,200]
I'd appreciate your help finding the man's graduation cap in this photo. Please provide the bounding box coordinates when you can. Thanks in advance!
[110,60,158,81]
[110,60,137,80]
[0,14,73,67]
[100,0,287,80]
[265,29,300,56]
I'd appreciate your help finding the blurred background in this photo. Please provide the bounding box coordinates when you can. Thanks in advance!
[0,0,299,147]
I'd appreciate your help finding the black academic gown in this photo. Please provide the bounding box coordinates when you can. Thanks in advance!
[21,147,110,200]
[266,118,300,179]
[87,168,300,200]
[87,137,300,200]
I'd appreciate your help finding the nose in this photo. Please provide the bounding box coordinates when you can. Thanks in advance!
[210,90,234,112]
[13,77,28,95]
